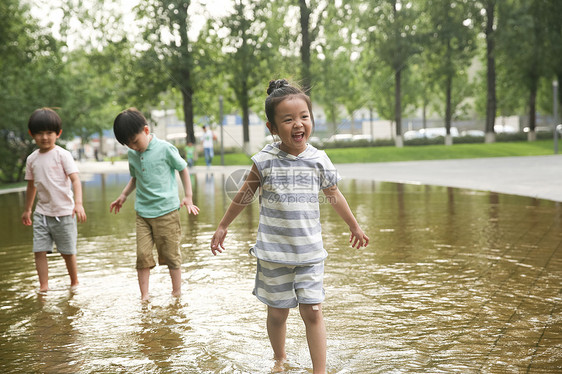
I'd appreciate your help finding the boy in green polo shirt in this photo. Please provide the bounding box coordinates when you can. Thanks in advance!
[110,108,200,301]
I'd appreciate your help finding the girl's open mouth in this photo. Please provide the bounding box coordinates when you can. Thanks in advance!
[292,133,304,141]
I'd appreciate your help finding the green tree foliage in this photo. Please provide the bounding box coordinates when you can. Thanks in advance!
[312,2,357,135]
[212,0,282,152]
[3,0,562,181]
[135,0,199,144]
[423,0,478,144]
[497,0,551,139]
[0,0,66,182]
[362,0,423,145]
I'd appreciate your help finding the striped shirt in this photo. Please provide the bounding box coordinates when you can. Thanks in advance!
[250,142,340,265]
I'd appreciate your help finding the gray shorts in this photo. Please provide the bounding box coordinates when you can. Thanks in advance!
[253,259,325,308]
[32,212,77,255]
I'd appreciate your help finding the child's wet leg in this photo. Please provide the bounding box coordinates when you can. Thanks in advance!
[34,252,49,292]
[169,267,181,297]
[137,267,150,301]
[61,254,79,288]
[267,306,289,367]
[299,303,326,374]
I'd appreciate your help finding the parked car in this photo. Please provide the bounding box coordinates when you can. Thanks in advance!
[308,136,322,145]
[460,130,485,137]
[494,124,517,133]
[404,130,423,140]
[523,126,553,133]
[351,134,373,142]
[404,127,459,140]
[325,134,354,143]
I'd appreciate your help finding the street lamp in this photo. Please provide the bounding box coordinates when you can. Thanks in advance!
[219,95,224,165]
[554,80,559,154]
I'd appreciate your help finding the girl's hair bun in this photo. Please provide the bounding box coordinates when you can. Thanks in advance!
[267,79,289,95]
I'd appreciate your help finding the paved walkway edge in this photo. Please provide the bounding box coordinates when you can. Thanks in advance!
[3,155,561,202]
[336,155,562,203]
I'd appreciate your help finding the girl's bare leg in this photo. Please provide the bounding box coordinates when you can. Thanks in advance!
[137,268,150,301]
[267,306,290,365]
[61,254,79,288]
[169,268,181,297]
[299,303,326,374]
[34,252,49,292]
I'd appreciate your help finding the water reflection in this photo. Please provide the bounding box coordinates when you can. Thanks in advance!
[1,171,561,373]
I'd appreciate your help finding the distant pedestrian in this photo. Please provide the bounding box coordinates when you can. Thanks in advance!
[210,79,369,373]
[21,108,87,293]
[109,108,199,301]
[185,142,195,168]
[201,125,215,168]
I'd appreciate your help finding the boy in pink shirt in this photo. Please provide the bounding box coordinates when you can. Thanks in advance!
[21,108,87,293]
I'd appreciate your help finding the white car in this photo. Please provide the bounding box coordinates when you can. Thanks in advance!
[325,134,354,143]
[460,130,485,137]
[351,134,373,142]
[405,127,459,139]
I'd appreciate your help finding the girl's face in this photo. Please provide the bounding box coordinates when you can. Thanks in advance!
[126,125,151,153]
[30,130,61,153]
[267,97,313,156]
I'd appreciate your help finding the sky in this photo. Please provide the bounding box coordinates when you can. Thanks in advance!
[28,0,234,49]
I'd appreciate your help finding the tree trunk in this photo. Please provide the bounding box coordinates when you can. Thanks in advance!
[445,73,453,145]
[181,82,195,144]
[176,1,194,145]
[485,0,497,143]
[299,0,312,97]
[98,130,104,160]
[527,80,537,141]
[423,100,427,131]
[242,79,250,154]
[394,69,402,140]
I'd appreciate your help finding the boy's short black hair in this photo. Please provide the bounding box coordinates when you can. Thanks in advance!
[28,108,62,135]
[113,108,148,145]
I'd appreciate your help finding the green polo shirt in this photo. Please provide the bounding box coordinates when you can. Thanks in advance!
[128,134,187,218]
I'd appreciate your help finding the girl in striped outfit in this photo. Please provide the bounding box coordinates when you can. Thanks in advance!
[211,79,369,373]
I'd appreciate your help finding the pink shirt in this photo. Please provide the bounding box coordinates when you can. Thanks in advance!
[25,145,79,217]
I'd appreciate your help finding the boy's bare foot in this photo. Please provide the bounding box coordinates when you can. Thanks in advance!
[171,290,181,298]
[141,293,150,302]
[70,283,79,292]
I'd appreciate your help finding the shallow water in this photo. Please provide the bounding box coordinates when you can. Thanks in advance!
[1,170,561,373]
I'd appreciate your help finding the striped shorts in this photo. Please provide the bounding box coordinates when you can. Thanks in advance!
[253,259,325,308]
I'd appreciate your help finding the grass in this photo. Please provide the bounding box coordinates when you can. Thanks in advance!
[194,152,254,166]
[0,181,26,191]
[199,139,557,166]
[324,139,556,164]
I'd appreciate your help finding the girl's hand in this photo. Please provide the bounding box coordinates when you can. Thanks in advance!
[349,226,369,249]
[211,227,227,255]
[180,197,200,215]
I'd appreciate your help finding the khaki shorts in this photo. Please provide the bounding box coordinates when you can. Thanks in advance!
[136,210,182,269]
